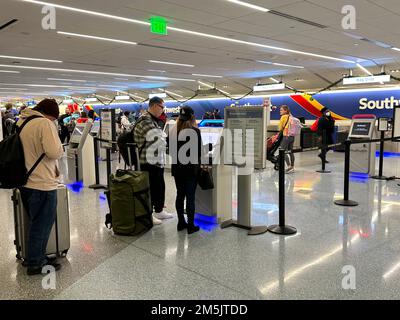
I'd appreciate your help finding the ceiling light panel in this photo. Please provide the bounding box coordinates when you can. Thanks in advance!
[22,0,357,64]
[0,54,62,63]
[0,64,195,82]
[149,60,195,67]
[58,31,138,45]
[226,0,269,12]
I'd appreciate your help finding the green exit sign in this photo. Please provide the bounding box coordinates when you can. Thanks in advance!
[150,16,168,35]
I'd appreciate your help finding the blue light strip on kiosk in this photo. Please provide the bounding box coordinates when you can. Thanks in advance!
[198,119,224,127]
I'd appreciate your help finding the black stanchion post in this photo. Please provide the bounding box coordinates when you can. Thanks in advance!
[106,147,112,189]
[317,129,331,174]
[371,130,388,180]
[268,148,297,235]
[89,137,107,189]
[334,140,358,206]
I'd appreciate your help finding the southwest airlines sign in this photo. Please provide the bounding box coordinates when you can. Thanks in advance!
[91,88,400,120]
[359,96,400,110]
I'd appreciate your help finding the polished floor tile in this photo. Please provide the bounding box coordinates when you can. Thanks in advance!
[1,151,400,299]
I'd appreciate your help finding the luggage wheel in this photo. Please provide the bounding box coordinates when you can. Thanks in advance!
[61,249,68,257]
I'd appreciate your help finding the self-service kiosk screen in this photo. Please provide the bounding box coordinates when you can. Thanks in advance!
[91,120,100,135]
[70,124,86,144]
[351,122,372,136]
[201,131,220,146]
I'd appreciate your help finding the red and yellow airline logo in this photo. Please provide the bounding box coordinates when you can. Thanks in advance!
[290,94,348,120]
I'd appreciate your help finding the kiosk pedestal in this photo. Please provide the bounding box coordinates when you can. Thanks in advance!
[67,122,96,186]
[348,116,376,176]
[195,163,233,223]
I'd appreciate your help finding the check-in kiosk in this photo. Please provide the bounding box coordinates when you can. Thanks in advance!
[67,121,96,185]
[195,119,233,223]
[90,119,100,137]
[348,115,376,175]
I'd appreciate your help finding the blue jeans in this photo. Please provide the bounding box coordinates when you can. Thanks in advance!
[174,175,197,223]
[20,187,57,268]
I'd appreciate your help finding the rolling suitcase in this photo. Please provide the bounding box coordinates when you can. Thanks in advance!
[12,184,70,260]
[105,143,153,235]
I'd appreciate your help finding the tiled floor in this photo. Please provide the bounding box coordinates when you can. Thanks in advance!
[1,150,400,300]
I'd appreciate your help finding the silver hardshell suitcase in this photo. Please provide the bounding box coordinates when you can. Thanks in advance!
[12,184,70,260]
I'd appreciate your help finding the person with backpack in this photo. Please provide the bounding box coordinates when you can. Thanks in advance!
[16,98,64,275]
[278,105,299,174]
[133,97,173,225]
[317,107,335,164]
[120,111,131,132]
[169,106,202,234]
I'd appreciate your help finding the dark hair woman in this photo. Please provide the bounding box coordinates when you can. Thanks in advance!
[170,106,203,234]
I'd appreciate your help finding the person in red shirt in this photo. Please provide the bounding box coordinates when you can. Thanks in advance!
[77,111,89,124]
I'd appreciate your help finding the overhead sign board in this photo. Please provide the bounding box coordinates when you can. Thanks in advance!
[253,83,285,92]
[343,75,391,85]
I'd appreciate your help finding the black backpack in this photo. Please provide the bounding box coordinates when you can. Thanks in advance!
[117,118,144,169]
[0,116,45,189]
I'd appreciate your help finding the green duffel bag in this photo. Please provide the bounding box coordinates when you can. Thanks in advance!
[106,169,153,235]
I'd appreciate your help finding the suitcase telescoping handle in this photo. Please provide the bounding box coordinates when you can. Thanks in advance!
[126,143,140,171]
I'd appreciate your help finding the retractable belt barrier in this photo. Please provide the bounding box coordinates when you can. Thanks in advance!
[89,137,118,190]
[269,135,400,235]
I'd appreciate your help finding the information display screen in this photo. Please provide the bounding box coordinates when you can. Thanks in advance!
[90,120,100,135]
[70,123,86,144]
[350,122,372,136]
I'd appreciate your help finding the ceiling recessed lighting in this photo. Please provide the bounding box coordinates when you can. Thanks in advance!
[160,88,184,98]
[47,78,87,82]
[0,70,20,73]
[147,69,166,73]
[22,0,148,26]
[0,64,195,82]
[256,60,304,69]
[0,54,62,63]
[22,0,357,64]
[356,63,373,76]
[114,78,129,80]
[197,80,214,89]
[226,0,270,12]
[192,73,223,78]
[58,31,138,45]
[149,60,195,67]
[391,47,400,52]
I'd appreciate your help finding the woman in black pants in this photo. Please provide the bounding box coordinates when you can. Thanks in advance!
[170,106,202,234]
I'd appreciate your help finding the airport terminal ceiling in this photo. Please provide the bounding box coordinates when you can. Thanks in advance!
[2,0,400,102]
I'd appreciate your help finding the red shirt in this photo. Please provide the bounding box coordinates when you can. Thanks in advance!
[77,118,88,123]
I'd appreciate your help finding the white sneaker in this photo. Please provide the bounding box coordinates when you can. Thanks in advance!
[152,215,163,225]
[153,211,174,220]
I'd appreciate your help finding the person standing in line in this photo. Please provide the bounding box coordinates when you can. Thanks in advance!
[317,107,335,163]
[120,111,131,131]
[17,99,64,275]
[169,106,202,234]
[133,97,173,225]
[77,111,89,124]
[278,105,295,173]
[58,108,71,143]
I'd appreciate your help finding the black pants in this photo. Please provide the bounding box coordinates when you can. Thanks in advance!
[174,175,197,224]
[59,126,70,144]
[141,164,165,213]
